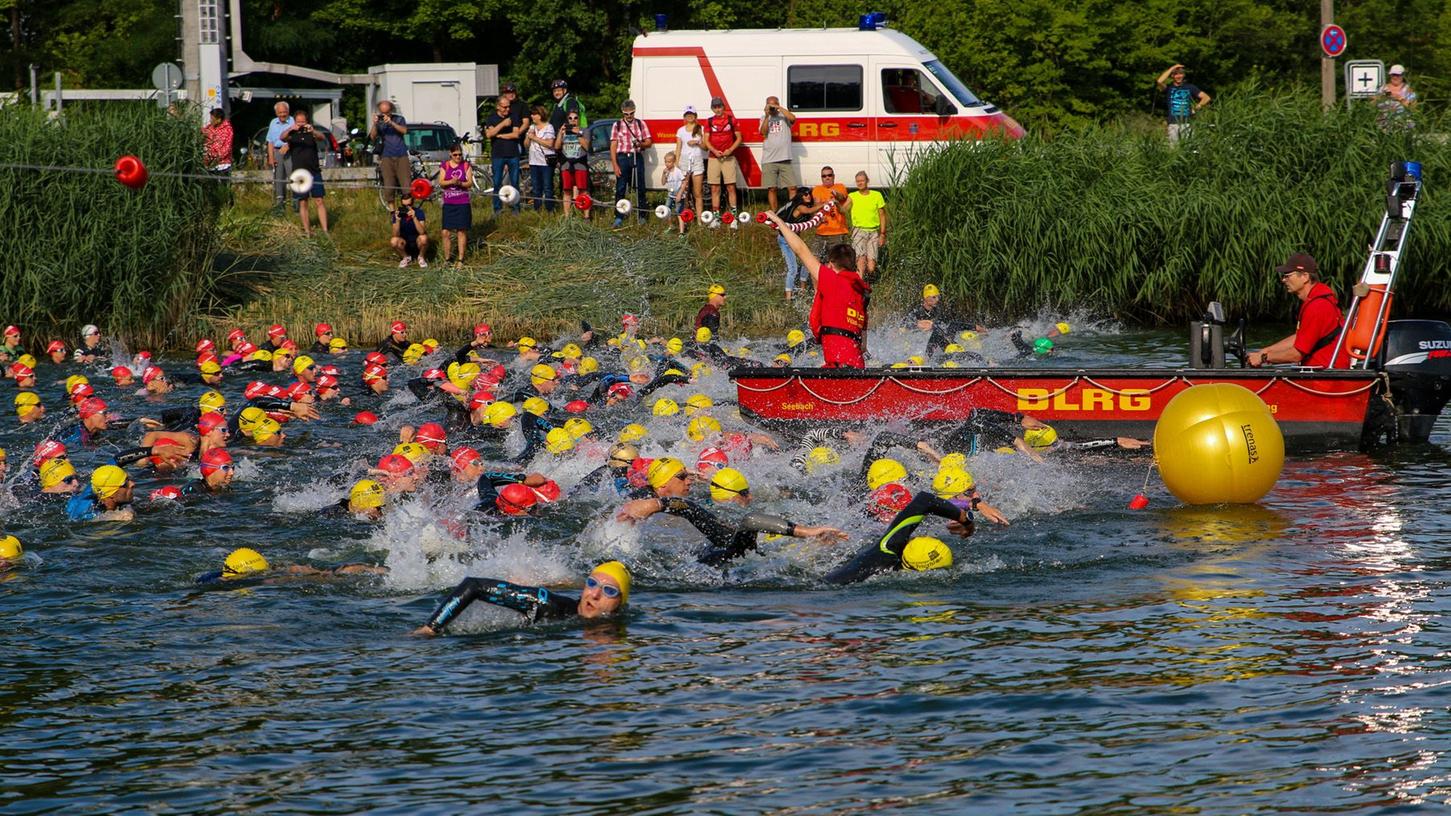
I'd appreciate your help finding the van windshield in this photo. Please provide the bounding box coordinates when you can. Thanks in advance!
[923,60,984,108]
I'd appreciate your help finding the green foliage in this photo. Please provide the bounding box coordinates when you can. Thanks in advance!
[887,85,1451,323]
[0,105,224,347]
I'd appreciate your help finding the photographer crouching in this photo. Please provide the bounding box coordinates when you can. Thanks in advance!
[390,193,430,268]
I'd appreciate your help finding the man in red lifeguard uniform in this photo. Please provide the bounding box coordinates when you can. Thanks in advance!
[766,209,870,368]
[1249,251,1346,369]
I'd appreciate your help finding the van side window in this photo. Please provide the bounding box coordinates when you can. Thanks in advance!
[882,68,953,115]
[787,65,863,112]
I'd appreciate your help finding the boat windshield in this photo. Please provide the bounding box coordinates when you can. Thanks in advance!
[924,60,984,108]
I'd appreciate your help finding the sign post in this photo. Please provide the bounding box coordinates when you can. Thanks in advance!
[151,62,183,109]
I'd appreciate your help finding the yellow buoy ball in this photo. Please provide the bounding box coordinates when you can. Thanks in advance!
[1153,383,1284,505]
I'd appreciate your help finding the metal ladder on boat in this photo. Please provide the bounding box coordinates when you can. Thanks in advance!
[1329,162,1422,370]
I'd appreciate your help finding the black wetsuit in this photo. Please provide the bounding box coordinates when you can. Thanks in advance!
[651,498,800,567]
[377,335,410,362]
[473,471,529,514]
[311,341,331,355]
[824,492,970,585]
[424,578,580,630]
[515,411,559,463]
[578,464,630,495]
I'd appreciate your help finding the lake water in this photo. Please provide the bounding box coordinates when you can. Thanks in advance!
[2,323,1449,814]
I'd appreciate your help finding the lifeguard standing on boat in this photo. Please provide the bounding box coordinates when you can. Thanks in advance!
[767,208,870,368]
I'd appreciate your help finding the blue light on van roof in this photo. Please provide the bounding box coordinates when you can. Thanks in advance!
[857,11,888,30]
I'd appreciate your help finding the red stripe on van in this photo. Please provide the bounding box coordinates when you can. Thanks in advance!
[633,45,762,185]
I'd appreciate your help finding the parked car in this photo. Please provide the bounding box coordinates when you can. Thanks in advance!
[248,123,343,169]
[398,122,462,165]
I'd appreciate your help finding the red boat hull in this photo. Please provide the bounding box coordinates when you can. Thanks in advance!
[732,367,1382,447]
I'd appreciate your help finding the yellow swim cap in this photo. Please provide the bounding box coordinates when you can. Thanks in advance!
[866,458,908,491]
[686,415,722,442]
[249,349,273,362]
[392,442,430,463]
[684,394,714,415]
[691,362,711,379]
[422,338,439,351]
[786,329,805,347]
[939,452,968,471]
[1024,426,1059,448]
[902,536,952,571]
[708,467,749,502]
[329,337,349,351]
[578,356,600,374]
[906,355,925,366]
[804,446,840,474]
[545,428,575,455]
[238,406,266,434]
[665,337,684,355]
[774,353,792,366]
[1056,321,1071,335]
[91,465,129,499]
[608,442,639,467]
[958,330,979,343]
[199,390,225,413]
[15,391,40,416]
[941,361,960,369]
[932,467,975,498]
[199,360,223,375]
[652,398,679,417]
[0,534,21,561]
[618,423,647,443]
[252,417,283,443]
[591,561,631,604]
[483,401,517,427]
[695,327,712,343]
[522,396,550,417]
[223,547,270,579]
[65,374,90,394]
[890,362,909,369]
[647,457,686,490]
[16,354,36,370]
[293,355,316,375]
[350,479,386,510]
[564,417,593,439]
[923,283,940,298]
[517,336,537,351]
[707,284,726,297]
[944,343,965,354]
[530,363,557,384]
[449,362,481,390]
[40,458,77,489]
[560,343,583,360]
[627,355,649,373]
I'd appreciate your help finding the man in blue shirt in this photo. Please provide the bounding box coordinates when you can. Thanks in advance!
[265,101,292,211]
[369,100,410,207]
[1155,64,1211,146]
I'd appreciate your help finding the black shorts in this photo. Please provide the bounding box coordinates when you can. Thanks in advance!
[442,203,472,231]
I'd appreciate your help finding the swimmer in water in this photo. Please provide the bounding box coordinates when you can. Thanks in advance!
[413,561,631,635]
[195,547,386,585]
[0,535,24,572]
[66,465,137,522]
[823,488,974,585]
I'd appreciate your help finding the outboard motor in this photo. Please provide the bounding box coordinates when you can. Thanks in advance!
[1379,319,1451,442]
[1188,302,1246,368]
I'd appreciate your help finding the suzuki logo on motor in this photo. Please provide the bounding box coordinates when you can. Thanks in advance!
[1418,340,1451,350]
[1015,387,1151,412]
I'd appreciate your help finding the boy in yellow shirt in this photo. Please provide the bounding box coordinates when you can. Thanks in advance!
[846,171,887,279]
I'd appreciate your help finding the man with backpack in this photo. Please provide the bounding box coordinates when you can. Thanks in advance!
[706,97,743,221]
[548,80,587,206]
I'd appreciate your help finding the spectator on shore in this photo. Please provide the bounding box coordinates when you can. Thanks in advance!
[486,96,523,215]
[1155,64,1210,145]
[437,144,472,267]
[1380,65,1417,108]
[265,101,291,212]
[204,108,233,175]
[1376,64,1418,131]
[554,110,591,220]
[675,106,706,218]
[390,193,429,268]
[547,80,585,207]
[281,110,329,237]
[846,171,887,280]
[661,151,686,235]
[705,97,742,221]
[811,167,850,261]
[525,105,557,212]
[610,99,653,227]
[369,100,410,207]
[759,95,797,214]
[776,186,818,301]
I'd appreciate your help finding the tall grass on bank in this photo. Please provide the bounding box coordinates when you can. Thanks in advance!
[0,105,224,349]
[888,86,1450,323]
[211,188,802,348]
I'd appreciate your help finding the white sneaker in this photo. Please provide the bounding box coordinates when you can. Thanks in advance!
[730,219,739,230]
[398,257,411,268]
[418,257,429,268]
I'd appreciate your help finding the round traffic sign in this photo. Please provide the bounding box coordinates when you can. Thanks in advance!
[151,62,183,91]
[1321,25,1348,58]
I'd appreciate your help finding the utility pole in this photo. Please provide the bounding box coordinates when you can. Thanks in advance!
[1321,0,1335,108]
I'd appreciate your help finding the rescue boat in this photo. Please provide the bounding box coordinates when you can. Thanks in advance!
[732,162,1451,450]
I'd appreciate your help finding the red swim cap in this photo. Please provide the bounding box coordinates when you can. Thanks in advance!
[496,482,537,515]
[450,446,480,473]
[196,411,227,435]
[416,422,447,453]
[627,457,653,488]
[565,400,589,414]
[244,381,268,400]
[531,479,562,503]
[199,447,234,475]
[696,447,729,474]
[376,454,414,475]
[314,322,333,337]
[468,391,494,411]
[150,486,184,501]
[390,321,408,335]
[77,397,108,419]
[353,411,378,425]
[474,323,491,336]
[142,366,166,385]
[268,324,286,338]
[226,328,246,343]
[869,483,914,522]
[69,382,94,400]
[33,439,66,466]
[608,382,633,400]
[365,352,388,367]
[196,338,216,353]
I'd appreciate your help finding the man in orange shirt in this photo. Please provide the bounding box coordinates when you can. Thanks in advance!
[811,166,850,261]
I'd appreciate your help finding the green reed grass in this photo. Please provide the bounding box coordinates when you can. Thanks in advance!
[0,105,224,349]
[887,85,1450,323]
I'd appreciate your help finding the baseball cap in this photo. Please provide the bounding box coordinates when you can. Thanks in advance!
[501,81,517,92]
[683,105,697,115]
[1390,64,1405,75]
[710,96,724,107]
[1274,252,1318,276]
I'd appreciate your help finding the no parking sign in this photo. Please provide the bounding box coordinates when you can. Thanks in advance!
[1321,25,1348,58]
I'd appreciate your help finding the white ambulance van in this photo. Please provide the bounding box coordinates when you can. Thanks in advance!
[626,18,1023,190]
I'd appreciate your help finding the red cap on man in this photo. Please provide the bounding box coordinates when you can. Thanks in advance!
[314,323,333,337]
[390,321,408,335]
[34,439,67,466]
[474,323,491,337]
[376,454,415,475]
[197,411,227,435]
[450,446,481,473]
[416,422,447,453]
[142,367,166,385]
[268,324,287,339]
[77,397,108,419]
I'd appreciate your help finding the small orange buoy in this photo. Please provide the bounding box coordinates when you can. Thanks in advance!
[1128,493,1149,510]
[114,155,149,190]
[410,178,433,199]
[574,193,593,211]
